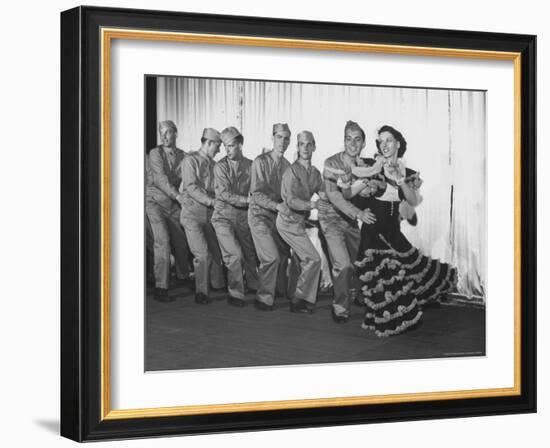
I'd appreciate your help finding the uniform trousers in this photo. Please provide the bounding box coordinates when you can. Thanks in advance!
[276,215,321,305]
[180,210,225,296]
[248,208,290,306]
[318,215,360,317]
[212,207,259,300]
[145,198,191,289]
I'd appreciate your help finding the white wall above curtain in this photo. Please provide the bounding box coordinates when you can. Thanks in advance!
[156,77,487,301]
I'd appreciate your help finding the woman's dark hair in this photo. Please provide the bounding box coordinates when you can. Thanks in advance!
[376,125,407,158]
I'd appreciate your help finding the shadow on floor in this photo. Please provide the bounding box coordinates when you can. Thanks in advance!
[146,288,486,371]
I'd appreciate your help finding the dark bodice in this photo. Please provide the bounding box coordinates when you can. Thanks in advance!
[354,157,420,237]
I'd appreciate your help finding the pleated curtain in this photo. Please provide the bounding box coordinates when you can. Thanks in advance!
[157,77,487,301]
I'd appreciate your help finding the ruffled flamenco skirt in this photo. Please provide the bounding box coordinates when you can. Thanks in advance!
[356,231,458,337]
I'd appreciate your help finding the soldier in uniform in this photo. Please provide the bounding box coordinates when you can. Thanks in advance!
[318,121,376,322]
[212,126,259,307]
[276,131,323,314]
[248,123,292,311]
[179,128,226,304]
[145,120,192,302]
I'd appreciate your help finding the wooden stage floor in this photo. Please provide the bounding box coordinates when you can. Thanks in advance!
[145,287,486,372]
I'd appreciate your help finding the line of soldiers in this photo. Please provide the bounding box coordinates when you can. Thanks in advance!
[146,119,376,323]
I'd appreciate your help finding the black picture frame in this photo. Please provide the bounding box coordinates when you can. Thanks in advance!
[60,5,536,442]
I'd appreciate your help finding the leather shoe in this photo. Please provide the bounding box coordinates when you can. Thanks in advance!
[194,293,212,304]
[254,300,273,312]
[227,296,246,307]
[331,308,349,323]
[289,300,314,314]
[154,288,175,303]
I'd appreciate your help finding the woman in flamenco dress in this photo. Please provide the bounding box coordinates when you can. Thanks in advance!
[341,125,458,337]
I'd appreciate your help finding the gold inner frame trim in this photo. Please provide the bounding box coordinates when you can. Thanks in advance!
[100,27,522,421]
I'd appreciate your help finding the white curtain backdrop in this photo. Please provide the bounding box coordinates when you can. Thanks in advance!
[156,77,486,301]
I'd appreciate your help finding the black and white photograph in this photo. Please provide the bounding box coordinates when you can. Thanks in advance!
[1,0,544,443]
[52,1,539,444]
[144,75,487,371]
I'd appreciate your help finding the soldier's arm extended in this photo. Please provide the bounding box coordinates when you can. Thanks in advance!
[342,179,373,199]
[281,167,313,211]
[323,166,362,219]
[250,157,279,211]
[214,162,248,207]
[181,157,214,206]
[149,148,179,200]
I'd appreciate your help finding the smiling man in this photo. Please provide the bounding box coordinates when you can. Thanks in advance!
[248,123,292,311]
[145,120,192,302]
[179,128,226,304]
[276,131,323,314]
[318,120,376,323]
[212,126,259,307]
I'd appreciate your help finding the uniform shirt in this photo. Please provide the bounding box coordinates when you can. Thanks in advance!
[146,146,186,204]
[249,150,291,215]
[180,149,216,212]
[280,160,322,224]
[319,151,362,222]
[214,155,252,210]
[145,153,154,188]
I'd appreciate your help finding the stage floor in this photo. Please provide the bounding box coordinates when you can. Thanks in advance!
[145,287,486,372]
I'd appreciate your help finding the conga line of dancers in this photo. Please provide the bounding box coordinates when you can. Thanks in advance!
[146,119,458,337]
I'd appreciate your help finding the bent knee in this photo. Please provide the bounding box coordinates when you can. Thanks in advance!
[192,250,210,262]
[304,252,321,268]
[224,253,243,267]
[261,253,280,267]
[153,235,170,247]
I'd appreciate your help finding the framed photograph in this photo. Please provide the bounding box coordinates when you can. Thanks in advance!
[60,5,536,442]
